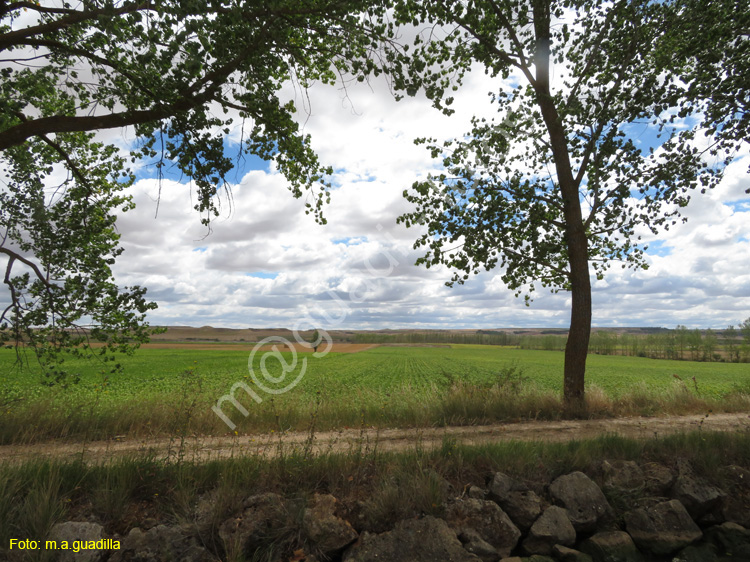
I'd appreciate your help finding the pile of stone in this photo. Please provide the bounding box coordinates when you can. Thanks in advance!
[47,459,750,562]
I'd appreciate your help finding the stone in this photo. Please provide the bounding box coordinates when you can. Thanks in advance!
[670,461,726,520]
[704,522,750,559]
[623,499,702,555]
[48,522,106,562]
[445,498,521,558]
[600,460,645,492]
[579,531,645,562]
[342,516,481,562]
[459,528,500,562]
[109,525,214,562]
[522,506,576,555]
[487,472,543,530]
[552,544,594,562]
[468,485,487,500]
[672,543,718,562]
[218,492,289,556]
[642,462,675,495]
[302,494,358,557]
[720,465,750,527]
[549,472,612,533]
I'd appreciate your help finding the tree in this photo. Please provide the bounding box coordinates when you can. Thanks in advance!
[724,325,740,363]
[390,0,723,407]
[0,0,388,381]
[741,317,750,363]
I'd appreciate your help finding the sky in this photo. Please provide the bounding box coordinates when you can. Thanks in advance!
[106,62,750,332]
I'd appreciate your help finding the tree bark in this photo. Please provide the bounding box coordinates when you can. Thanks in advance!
[532,0,591,410]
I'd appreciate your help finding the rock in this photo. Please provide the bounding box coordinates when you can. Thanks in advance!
[445,498,521,558]
[623,499,702,555]
[549,472,612,533]
[526,557,556,562]
[342,516,481,562]
[468,485,487,500]
[488,472,516,500]
[670,461,726,520]
[720,466,750,527]
[579,531,645,562]
[487,472,543,530]
[522,506,576,555]
[552,544,594,562]
[704,522,750,559]
[303,494,358,557]
[109,525,214,562]
[600,460,645,492]
[672,543,718,562]
[218,492,289,557]
[48,522,106,562]
[459,528,500,562]
[642,463,675,495]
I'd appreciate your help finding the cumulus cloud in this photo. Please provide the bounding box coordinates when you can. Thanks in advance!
[99,63,750,331]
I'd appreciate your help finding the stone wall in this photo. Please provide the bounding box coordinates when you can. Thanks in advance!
[46,459,750,562]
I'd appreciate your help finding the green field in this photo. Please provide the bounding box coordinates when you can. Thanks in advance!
[1,344,749,444]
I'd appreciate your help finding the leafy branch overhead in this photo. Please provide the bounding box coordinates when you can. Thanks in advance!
[0,0,393,381]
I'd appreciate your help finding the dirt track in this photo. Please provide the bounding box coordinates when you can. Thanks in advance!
[1,412,748,465]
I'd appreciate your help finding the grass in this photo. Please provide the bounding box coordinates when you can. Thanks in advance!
[1,430,749,561]
[1,344,749,444]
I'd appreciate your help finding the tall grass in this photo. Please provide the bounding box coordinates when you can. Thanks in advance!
[1,376,749,445]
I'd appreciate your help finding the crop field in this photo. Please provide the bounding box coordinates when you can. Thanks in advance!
[1,344,749,444]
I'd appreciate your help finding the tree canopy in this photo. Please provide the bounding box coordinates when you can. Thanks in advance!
[0,0,388,381]
[390,0,740,405]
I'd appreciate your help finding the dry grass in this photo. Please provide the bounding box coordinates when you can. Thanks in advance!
[1,376,749,446]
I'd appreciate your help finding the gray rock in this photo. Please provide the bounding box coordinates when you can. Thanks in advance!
[469,485,487,500]
[670,461,726,520]
[642,462,675,495]
[459,528,500,562]
[445,498,521,558]
[720,466,750,527]
[488,472,516,500]
[487,472,542,530]
[672,543,718,562]
[218,492,289,557]
[704,522,750,559]
[623,499,702,555]
[342,516,481,562]
[553,544,594,562]
[522,506,576,555]
[109,525,214,562]
[601,460,645,493]
[303,494,358,556]
[579,531,645,562]
[549,472,612,533]
[48,522,106,562]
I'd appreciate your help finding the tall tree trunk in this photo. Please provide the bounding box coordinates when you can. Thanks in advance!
[532,0,591,409]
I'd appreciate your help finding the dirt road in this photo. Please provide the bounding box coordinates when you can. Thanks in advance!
[1,412,748,465]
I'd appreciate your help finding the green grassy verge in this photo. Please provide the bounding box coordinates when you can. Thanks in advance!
[1,345,749,444]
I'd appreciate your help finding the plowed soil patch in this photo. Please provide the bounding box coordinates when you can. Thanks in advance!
[139,342,379,352]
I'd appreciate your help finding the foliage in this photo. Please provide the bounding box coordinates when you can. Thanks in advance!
[388,0,729,404]
[660,0,750,169]
[0,0,390,381]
